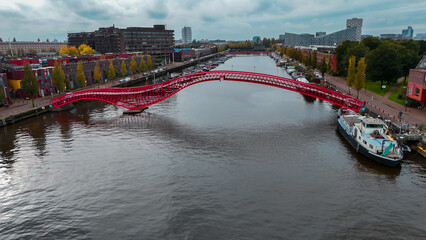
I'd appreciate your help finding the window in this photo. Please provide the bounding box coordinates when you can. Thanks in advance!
[415,87,420,96]
[369,144,373,149]
[408,85,413,95]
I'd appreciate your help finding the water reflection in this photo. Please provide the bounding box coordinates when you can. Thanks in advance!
[0,127,18,167]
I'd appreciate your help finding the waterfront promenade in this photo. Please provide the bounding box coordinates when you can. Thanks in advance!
[324,73,425,126]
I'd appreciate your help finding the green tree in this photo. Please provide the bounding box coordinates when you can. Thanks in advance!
[366,42,401,86]
[335,40,358,75]
[361,36,380,51]
[76,61,86,88]
[396,40,421,79]
[147,55,153,70]
[52,61,66,92]
[120,59,127,76]
[354,57,366,99]
[129,56,137,74]
[21,64,39,107]
[346,56,356,89]
[94,62,101,83]
[139,56,146,72]
[312,51,318,69]
[108,60,116,79]
[319,56,327,80]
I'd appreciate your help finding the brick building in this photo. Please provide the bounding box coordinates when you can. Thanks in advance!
[407,56,426,108]
[0,41,65,55]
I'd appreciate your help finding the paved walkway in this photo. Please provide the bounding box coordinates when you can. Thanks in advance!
[383,77,404,99]
[324,73,425,126]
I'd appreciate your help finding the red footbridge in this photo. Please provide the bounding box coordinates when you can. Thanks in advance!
[50,71,364,112]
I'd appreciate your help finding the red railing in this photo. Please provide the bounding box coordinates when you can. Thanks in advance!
[50,71,364,112]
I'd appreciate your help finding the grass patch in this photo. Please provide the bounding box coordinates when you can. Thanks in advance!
[388,83,406,105]
[364,80,390,96]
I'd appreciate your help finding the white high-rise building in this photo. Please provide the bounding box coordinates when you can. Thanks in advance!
[182,26,192,45]
[346,18,363,42]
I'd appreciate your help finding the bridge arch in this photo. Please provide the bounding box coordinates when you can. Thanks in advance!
[50,71,363,112]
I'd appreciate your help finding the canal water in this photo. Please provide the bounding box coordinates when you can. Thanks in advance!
[1,56,425,239]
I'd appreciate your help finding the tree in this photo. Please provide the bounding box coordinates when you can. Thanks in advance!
[46,38,50,42]
[76,61,86,88]
[139,56,146,72]
[21,64,39,107]
[59,45,68,55]
[49,47,56,52]
[121,59,127,76]
[335,40,358,75]
[94,62,101,83]
[29,48,37,54]
[78,44,95,55]
[312,51,318,69]
[366,42,402,86]
[0,86,5,105]
[147,55,154,70]
[129,56,137,74]
[13,37,16,42]
[319,56,327,79]
[327,55,332,72]
[52,61,66,92]
[361,36,380,51]
[396,40,421,79]
[108,60,116,79]
[353,57,366,99]
[346,56,356,89]
[68,46,79,56]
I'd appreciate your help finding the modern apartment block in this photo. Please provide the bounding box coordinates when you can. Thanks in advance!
[346,18,363,42]
[284,18,362,47]
[68,25,174,60]
[182,26,192,45]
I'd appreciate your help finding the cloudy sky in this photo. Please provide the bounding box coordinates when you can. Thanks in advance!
[1,0,426,42]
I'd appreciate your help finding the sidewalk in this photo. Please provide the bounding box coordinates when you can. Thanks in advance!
[324,73,425,125]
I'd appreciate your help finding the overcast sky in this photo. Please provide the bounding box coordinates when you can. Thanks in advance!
[1,0,426,42]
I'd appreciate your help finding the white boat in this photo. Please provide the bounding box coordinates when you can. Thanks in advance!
[337,108,403,167]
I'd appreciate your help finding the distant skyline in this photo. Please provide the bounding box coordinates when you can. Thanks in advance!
[1,0,426,42]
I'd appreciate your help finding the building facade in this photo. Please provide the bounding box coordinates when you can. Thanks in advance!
[0,41,65,55]
[68,25,174,60]
[402,26,414,39]
[406,56,426,108]
[346,18,363,42]
[284,18,361,47]
[182,26,192,45]
[284,27,357,47]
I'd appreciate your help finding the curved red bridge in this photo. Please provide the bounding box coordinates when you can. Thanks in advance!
[50,71,364,112]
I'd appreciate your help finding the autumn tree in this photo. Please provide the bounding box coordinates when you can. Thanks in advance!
[139,56,146,72]
[76,61,86,88]
[346,56,356,90]
[21,64,39,107]
[147,55,153,70]
[353,57,366,99]
[52,61,66,92]
[59,45,68,55]
[129,56,137,74]
[68,46,79,56]
[94,62,101,83]
[121,59,127,76]
[108,60,116,79]
[327,55,332,72]
[78,44,95,55]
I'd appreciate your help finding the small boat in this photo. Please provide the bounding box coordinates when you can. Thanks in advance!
[337,108,403,167]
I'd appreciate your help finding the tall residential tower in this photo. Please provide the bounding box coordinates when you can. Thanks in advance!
[346,18,363,42]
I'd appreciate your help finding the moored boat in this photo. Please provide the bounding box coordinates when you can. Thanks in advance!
[337,108,403,167]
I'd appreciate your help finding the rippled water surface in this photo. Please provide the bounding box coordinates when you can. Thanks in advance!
[1,56,426,239]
